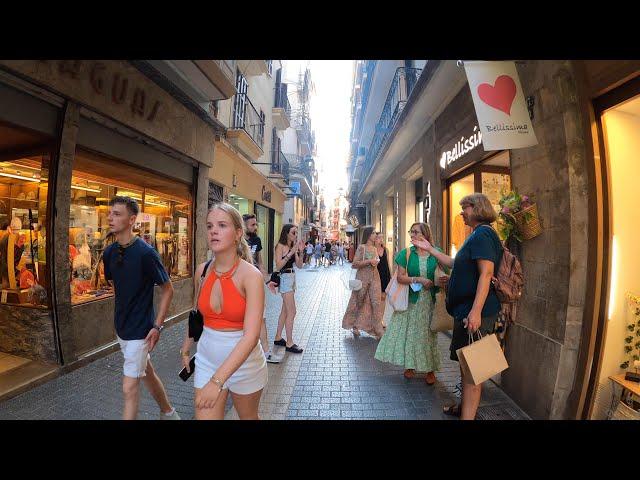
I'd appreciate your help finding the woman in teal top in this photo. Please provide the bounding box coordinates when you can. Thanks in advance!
[374,222,446,385]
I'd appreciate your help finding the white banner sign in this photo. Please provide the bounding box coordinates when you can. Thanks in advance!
[464,61,538,151]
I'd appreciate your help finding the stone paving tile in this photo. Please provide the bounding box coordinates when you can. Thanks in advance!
[0,263,529,420]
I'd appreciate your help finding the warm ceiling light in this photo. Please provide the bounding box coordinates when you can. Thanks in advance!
[144,200,168,207]
[71,185,101,193]
[0,172,40,182]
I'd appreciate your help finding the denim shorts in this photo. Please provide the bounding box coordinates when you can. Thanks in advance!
[280,272,296,294]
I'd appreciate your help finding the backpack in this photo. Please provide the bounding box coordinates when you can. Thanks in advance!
[493,244,524,304]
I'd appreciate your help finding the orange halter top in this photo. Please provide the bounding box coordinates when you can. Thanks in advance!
[198,259,246,330]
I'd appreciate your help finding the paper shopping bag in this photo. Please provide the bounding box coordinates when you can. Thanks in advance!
[456,333,509,386]
[430,291,453,332]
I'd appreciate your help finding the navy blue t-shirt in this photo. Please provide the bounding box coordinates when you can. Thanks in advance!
[446,224,503,320]
[104,238,170,340]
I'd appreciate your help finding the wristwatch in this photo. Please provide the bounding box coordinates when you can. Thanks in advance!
[152,325,164,333]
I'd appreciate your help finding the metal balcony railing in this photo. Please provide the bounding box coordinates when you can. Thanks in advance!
[232,92,265,148]
[285,153,314,188]
[359,66,422,195]
[274,82,291,118]
[270,149,290,184]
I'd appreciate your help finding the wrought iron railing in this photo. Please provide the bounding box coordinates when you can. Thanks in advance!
[270,148,290,184]
[360,66,422,194]
[285,153,313,188]
[232,92,265,148]
[274,82,291,118]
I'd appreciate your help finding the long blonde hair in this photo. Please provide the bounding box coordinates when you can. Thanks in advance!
[208,203,252,262]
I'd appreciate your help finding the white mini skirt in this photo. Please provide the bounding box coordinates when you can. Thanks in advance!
[195,327,268,394]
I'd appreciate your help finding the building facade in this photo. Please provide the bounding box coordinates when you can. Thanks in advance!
[348,59,640,419]
[0,60,235,399]
[210,60,289,273]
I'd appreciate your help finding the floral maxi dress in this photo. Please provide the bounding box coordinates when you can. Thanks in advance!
[342,247,385,338]
[374,253,440,373]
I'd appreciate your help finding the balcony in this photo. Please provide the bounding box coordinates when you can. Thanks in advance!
[359,66,422,196]
[237,60,270,77]
[269,148,290,185]
[226,93,265,161]
[297,117,314,156]
[285,154,314,191]
[272,82,291,130]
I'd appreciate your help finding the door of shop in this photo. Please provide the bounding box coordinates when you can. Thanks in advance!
[444,151,511,257]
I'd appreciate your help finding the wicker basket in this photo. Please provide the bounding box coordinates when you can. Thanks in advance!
[513,203,543,240]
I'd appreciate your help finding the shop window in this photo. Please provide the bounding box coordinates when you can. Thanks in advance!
[0,122,52,309]
[591,97,640,419]
[228,194,250,215]
[69,148,192,305]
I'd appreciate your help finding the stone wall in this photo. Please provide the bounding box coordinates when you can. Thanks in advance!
[0,306,58,363]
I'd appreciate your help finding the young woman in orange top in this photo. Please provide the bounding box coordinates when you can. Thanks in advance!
[180,203,267,420]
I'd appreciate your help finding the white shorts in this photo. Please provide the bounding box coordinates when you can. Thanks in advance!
[194,328,268,395]
[279,272,296,294]
[117,336,150,378]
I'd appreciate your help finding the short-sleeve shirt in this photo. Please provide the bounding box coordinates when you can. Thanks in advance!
[104,238,170,340]
[446,224,503,320]
[314,243,322,255]
[325,242,332,252]
[246,235,262,267]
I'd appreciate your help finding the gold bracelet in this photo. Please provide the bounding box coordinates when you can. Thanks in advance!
[180,350,190,357]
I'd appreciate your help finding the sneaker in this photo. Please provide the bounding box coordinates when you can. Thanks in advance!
[265,352,281,364]
[160,408,181,420]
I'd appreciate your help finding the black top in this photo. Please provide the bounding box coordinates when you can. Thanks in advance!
[280,247,296,271]
[325,242,332,252]
[246,234,262,267]
[377,247,391,293]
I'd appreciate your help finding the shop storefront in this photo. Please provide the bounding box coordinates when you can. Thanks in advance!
[0,60,214,399]
[209,139,285,273]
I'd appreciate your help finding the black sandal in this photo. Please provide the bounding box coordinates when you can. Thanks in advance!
[285,344,303,354]
[443,404,461,417]
[273,338,287,347]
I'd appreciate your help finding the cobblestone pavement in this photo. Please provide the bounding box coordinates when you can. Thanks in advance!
[0,263,528,420]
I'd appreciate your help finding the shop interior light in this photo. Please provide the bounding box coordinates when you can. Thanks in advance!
[144,200,169,207]
[0,172,40,182]
[71,185,101,193]
[608,235,618,321]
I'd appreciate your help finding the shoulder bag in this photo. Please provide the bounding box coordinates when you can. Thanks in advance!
[188,260,212,342]
[385,248,410,312]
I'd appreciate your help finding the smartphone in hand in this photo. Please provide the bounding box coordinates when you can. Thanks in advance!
[178,354,196,381]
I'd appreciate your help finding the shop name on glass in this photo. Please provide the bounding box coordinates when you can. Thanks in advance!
[439,126,483,169]
[44,60,162,122]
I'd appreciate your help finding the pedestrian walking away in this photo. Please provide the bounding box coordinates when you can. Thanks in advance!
[323,239,332,267]
[413,192,502,420]
[273,224,305,354]
[374,233,391,304]
[305,241,314,267]
[243,213,280,364]
[375,222,444,386]
[337,241,346,265]
[314,241,323,268]
[103,196,178,420]
[181,203,267,420]
[342,226,385,339]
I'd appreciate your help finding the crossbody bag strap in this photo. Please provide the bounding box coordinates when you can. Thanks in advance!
[193,260,212,310]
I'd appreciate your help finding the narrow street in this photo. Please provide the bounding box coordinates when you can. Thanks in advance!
[0,264,527,420]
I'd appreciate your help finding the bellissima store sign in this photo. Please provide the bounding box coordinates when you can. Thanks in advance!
[440,126,483,169]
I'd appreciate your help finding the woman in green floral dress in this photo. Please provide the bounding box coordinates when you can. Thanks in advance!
[374,222,445,385]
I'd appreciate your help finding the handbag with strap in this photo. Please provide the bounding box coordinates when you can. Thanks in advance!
[188,260,212,342]
[343,246,368,291]
[430,264,453,332]
[385,248,410,312]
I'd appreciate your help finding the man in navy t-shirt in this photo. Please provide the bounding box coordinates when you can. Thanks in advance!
[104,196,178,420]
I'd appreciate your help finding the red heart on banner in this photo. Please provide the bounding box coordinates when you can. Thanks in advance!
[477,75,517,115]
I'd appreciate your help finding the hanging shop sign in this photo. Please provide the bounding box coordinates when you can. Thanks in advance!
[289,181,301,195]
[463,61,537,151]
[261,185,272,203]
[440,126,483,169]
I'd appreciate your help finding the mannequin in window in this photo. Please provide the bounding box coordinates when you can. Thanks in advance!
[0,217,26,289]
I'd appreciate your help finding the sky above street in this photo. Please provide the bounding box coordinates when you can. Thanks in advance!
[282,60,352,205]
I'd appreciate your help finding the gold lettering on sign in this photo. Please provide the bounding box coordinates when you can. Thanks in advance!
[131,88,146,117]
[147,100,161,122]
[90,62,106,95]
[58,61,83,79]
[112,73,128,104]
